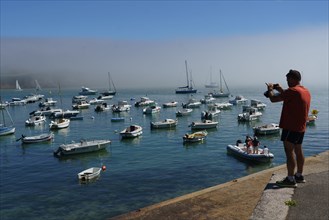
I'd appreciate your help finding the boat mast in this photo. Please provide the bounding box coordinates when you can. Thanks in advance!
[185,60,190,88]
[108,72,116,92]
[219,69,223,93]
[221,70,230,94]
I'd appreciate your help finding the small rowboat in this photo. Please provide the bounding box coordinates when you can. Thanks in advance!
[20,133,54,144]
[77,167,102,181]
[150,119,177,129]
[183,130,208,143]
[190,120,218,130]
[120,125,143,138]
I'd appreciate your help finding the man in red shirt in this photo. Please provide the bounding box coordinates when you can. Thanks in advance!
[265,69,311,187]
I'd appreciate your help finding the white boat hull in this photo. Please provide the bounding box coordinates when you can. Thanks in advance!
[120,125,143,138]
[227,144,274,163]
[54,140,111,157]
[151,119,177,129]
[190,120,218,130]
[78,167,102,181]
[21,133,53,144]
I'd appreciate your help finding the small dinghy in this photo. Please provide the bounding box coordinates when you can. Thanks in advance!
[183,130,208,143]
[227,142,274,163]
[77,167,102,181]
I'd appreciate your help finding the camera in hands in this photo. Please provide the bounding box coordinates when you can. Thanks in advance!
[264,83,279,98]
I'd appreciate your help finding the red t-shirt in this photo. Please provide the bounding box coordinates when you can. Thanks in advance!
[279,85,311,132]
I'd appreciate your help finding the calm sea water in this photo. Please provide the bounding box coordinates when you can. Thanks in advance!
[0,86,328,220]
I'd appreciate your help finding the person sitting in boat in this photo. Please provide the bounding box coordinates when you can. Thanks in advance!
[252,136,260,154]
[236,139,242,146]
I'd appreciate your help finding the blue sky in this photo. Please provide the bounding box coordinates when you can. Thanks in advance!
[1,1,328,89]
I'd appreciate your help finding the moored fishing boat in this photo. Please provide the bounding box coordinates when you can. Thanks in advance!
[253,123,280,135]
[79,86,97,95]
[238,106,262,122]
[120,125,143,138]
[54,139,111,157]
[20,133,54,144]
[229,95,248,105]
[49,118,70,129]
[176,108,193,117]
[150,119,177,129]
[25,115,46,126]
[190,120,218,130]
[162,101,178,108]
[183,130,208,143]
[143,105,161,114]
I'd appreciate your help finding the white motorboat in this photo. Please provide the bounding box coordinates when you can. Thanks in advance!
[120,125,143,138]
[32,108,62,117]
[183,130,208,143]
[39,98,57,107]
[112,101,131,112]
[253,123,280,135]
[95,103,111,112]
[77,167,102,181]
[49,118,70,129]
[72,95,88,104]
[182,98,201,108]
[79,86,97,95]
[251,99,267,110]
[143,105,161,114]
[162,101,178,108]
[176,108,193,117]
[89,98,104,105]
[20,133,54,144]
[72,100,90,109]
[190,120,218,130]
[8,98,27,106]
[229,95,248,105]
[150,119,178,129]
[50,109,80,119]
[227,143,274,163]
[175,60,197,94]
[212,102,233,110]
[54,139,111,157]
[134,97,155,107]
[25,115,46,126]
[200,94,216,104]
[201,106,221,120]
[238,106,262,122]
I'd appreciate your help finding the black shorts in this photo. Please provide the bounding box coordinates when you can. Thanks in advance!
[281,129,305,144]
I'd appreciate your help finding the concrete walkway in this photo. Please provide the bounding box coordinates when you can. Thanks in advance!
[110,151,329,220]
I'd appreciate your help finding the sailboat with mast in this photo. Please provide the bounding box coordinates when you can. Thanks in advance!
[101,72,116,96]
[0,106,15,136]
[16,80,22,91]
[175,60,197,94]
[211,70,231,98]
[205,69,219,88]
[35,80,42,91]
